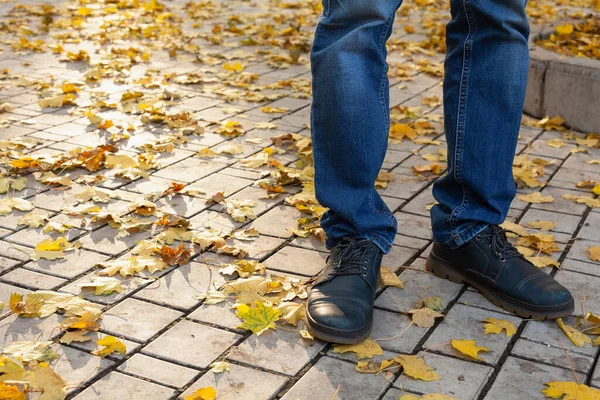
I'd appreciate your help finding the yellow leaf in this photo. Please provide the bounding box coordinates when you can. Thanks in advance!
[0,382,25,400]
[547,139,568,148]
[395,355,440,381]
[500,221,529,237]
[275,302,306,326]
[527,220,557,231]
[589,247,600,262]
[542,381,600,399]
[451,339,489,361]
[79,277,124,296]
[482,318,517,337]
[408,308,444,328]
[562,194,600,208]
[557,318,591,347]
[59,330,91,344]
[223,61,243,72]
[332,338,383,360]
[208,361,230,374]
[0,198,33,215]
[355,360,381,374]
[517,192,554,204]
[555,23,574,36]
[92,336,126,358]
[184,387,217,400]
[235,301,281,335]
[380,266,404,289]
[2,340,58,363]
[27,363,68,400]
[0,177,27,194]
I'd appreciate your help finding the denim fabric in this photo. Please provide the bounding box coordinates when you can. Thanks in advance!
[310,0,530,253]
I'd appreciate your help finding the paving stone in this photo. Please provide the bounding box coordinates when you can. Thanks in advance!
[134,262,224,311]
[522,317,598,357]
[549,167,600,192]
[519,208,582,235]
[79,224,154,256]
[53,345,115,392]
[560,258,600,277]
[60,271,152,305]
[511,338,594,374]
[382,245,420,270]
[247,205,301,238]
[554,269,600,316]
[395,352,493,400]
[153,157,229,183]
[375,268,463,313]
[281,356,390,400]
[67,331,141,360]
[210,186,283,216]
[395,212,432,240]
[484,357,585,400]
[0,313,61,348]
[117,353,199,388]
[189,210,243,234]
[181,363,288,400]
[0,256,20,272]
[577,212,600,241]
[102,298,183,342]
[290,236,328,252]
[457,289,512,316]
[187,301,243,331]
[1,267,66,290]
[423,304,522,365]
[143,320,241,368]
[264,245,327,277]
[220,234,286,260]
[23,248,108,279]
[73,371,176,400]
[566,239,600,265]
[228,327,326,376]
[531,187,588,216]
[393,233,430,250]
[401,189,436,217]
[370,308,428,354]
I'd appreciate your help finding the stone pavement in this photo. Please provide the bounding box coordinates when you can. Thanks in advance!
[0,0,599,399]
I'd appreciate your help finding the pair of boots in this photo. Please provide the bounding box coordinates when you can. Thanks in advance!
[306,225,574,344]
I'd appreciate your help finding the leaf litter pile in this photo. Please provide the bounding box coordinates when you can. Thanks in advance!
[0,0,598,398]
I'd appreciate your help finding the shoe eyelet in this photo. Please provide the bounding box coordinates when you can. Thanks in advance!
[476,235,482,240]
[364,258,369,263]
[488,245,492,250]
[361,273,367,277]
[362,265,367,270]
[500,258,506,262]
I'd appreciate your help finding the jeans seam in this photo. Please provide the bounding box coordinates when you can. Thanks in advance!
[449,0,476,237]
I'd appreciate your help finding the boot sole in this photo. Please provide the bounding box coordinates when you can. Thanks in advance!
[426,255,574,320]
[305,305,373,345]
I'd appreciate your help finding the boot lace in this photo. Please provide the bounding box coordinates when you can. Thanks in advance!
[478,226,522,261]
[328,237,373,277]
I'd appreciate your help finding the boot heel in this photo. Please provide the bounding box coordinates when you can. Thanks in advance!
[425,257,465,284]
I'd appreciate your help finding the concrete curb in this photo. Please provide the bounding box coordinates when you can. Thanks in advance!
[524,25,600,133]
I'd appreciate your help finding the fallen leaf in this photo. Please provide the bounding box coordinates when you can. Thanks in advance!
[208,361,230,374]
[399,395,458,400]
[408,308,444,328]
[557,318,591,347]
[416,296,444,312]
[451,339,489,361]
[517,192,554,204]
[482,318,517,337]
[527,220,557,231]
[235,301,281,335]
[542,381,600,399]
[589,247,600,262]
[27,363,68,400]
[92,336,126,358]
[332,338,383,360]
[395,355,440,381]
[79,277,124,296]
[355,361,381,374]
[184,387,217,400]
[0,382,25,400]
[380,266,404,289]
[2,341,58,363]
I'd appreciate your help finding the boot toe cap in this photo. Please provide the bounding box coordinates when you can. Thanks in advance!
[307,297,371,333]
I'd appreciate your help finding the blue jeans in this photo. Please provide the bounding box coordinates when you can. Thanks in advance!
[310,0,530,254]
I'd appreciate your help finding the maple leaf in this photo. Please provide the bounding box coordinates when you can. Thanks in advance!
[235,301,281,335]
[184,387,217,400]
[408,308,444,328]
[79,277,124,296]
[562,194,600,208]
[193,290,228,304]
[380,266,404,289]
[32,237,80,261]
[517,192,554,204]
[0,382,25,400]
[482,318,517,337]
[517,233,560,255]
[589,247,600,262]
[60,330,92,345]
[332,338,383,360]
[542,381,600,400]
[395,355,440,381]
[275,301,306,326]
[27,363,68,400]
[92,336,126,358]
[527,220,557,231]
[2,341,58,363]
[18,212,50,228]
[451,339,489,361]
[416,296,444,312]
[208,361,230,373]
[0,198,33,216]
[557,318,591,347]
[160,243,191,266]
[0,177,27,193]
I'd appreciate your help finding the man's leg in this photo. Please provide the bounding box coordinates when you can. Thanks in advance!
[427,0,574,319]
[310,0,401,255]
[306,0,402,343]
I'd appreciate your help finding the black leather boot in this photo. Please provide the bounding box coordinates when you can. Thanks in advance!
[306,237,383,344]
[426,225,574,319]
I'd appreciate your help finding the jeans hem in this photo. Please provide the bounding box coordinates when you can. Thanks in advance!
[325,232,394,255]
[434,221,489,249]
